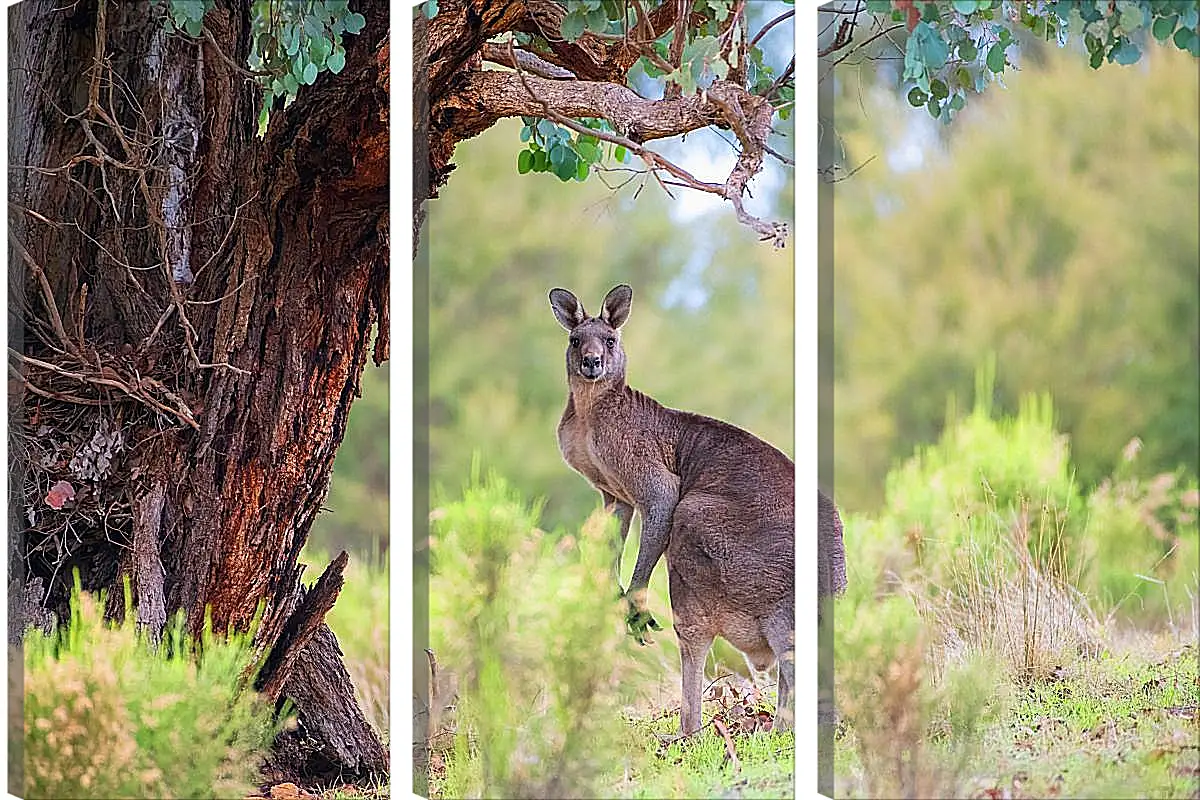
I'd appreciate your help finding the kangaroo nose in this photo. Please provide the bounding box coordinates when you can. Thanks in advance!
[583,355,601,370]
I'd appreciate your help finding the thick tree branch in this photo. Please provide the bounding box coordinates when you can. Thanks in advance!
[434,70,724,147]
[481,42,575,79]
[500,58,787,246]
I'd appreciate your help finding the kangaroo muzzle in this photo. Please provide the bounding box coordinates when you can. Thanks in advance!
[580,353,603,379]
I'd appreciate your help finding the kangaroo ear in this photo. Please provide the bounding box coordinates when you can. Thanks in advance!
[549,288,586,331]
[601,284,632,329]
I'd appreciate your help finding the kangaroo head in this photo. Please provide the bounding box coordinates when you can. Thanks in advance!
[548,284,632,383]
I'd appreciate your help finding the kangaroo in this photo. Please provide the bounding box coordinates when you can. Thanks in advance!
[549,284,847,735]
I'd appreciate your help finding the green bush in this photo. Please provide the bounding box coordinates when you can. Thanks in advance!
[23,579,277,799]
[429,466,638,798]
[1085,460,1200,624]
[884,361,1085,580]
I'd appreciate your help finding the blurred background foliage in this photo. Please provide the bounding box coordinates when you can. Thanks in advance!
[830,40,1198,512]
[309,362,388,559]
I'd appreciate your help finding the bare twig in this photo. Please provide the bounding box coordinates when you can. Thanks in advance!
[9,232,77,357]
[712,717,742,773]
[750,8,794,50]
[821,23,905,81]
[764,142,795,166]
[9,348,199,429]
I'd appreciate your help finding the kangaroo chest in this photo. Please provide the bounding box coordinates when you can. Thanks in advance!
[557,410,633,505]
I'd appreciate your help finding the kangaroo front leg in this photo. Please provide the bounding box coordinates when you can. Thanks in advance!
[601,491,634,588]
[624,489,676,644]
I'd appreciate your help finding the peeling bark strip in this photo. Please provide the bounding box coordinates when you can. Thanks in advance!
[8,0,389,787]
[256,551,349,702]
[132,480,167,636]
[415,0,791,245]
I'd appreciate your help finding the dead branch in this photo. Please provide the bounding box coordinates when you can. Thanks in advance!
[9,348,199,429]
[712,716,742,773]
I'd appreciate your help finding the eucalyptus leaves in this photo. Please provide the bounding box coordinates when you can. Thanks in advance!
[862,0,1200,123]
[157,0,368,134]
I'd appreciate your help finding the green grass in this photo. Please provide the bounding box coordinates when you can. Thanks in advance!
[616,703,794,799]
[834,642,1199,798]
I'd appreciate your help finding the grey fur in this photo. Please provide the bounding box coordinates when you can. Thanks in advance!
[548,284,847,735]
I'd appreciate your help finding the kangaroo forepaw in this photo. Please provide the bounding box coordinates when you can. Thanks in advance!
[625,606,663,645]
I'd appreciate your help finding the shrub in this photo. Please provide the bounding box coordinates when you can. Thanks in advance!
[1084,454,1200,626]
[884,361,1086,581]
[23,578,277,799]
[429,466,637,798]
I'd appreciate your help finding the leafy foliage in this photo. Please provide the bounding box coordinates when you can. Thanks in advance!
[154,0,368,134]
[848,0,1200,123]
[504,1,793,183]
[23,577,277,799]
[516,116,627,182]
[429,469,635,797]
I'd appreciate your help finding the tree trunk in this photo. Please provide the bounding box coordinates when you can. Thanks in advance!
[8,0,388,787]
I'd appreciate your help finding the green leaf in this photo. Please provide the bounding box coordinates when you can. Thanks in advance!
[308,36,331,67]
[949,94,965,111]
[575,159,589,181]
[422,0,439,19]
[257,98,271,137]
[184,17,203,37]
[1173,25,1195,51]
[986,42,1007,72]
[519,125,532,143]
[536,119,559,142]
[283,73,299,96]
[908,86,929,106]
[1152,14,1177,41]
[560,10,586,42]
[302,61,319,84]
[517,149,533,174]
[304,15,325,38]
[952,0,979,13]
[1109,38,1141,65]
[927,95,942,119]
[906,21,950,75]
[958,39,977,61]
[532,149,549,171]
[585,6,607,32]
[865,0,891,13]
[575,139,599,162]
[344,12,366,34]
[327,47,346,74]
[614,144,628,163]
[1118,3,1145,33]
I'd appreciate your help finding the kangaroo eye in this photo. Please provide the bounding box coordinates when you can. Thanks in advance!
[605,337,616,349]
[570,336,580,348]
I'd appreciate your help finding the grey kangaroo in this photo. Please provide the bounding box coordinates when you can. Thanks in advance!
[549,284,847,735]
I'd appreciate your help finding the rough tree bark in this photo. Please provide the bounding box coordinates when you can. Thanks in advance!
[413,0,791,250]
[8,0,388,787]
